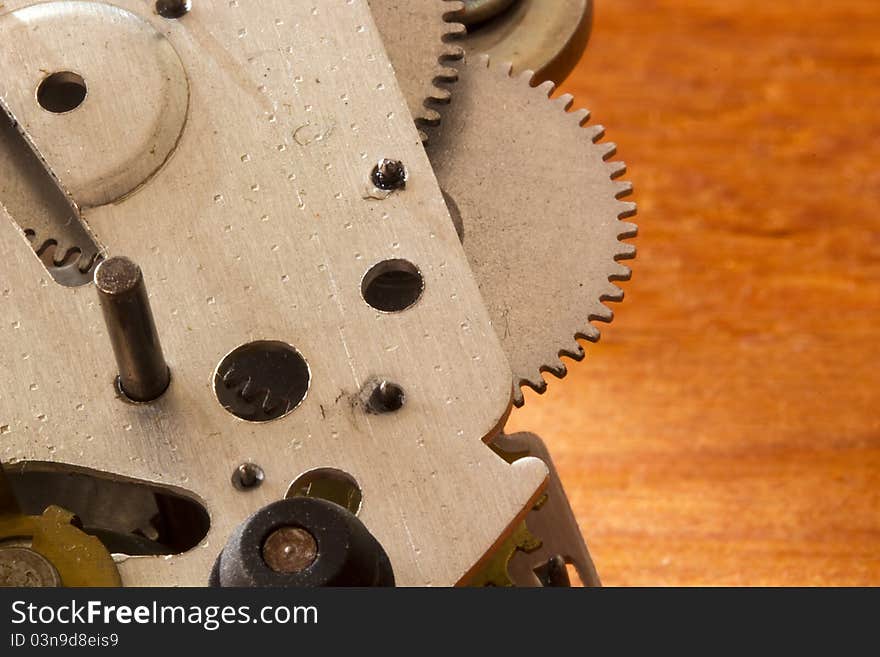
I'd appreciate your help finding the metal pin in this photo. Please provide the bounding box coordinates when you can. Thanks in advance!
[94,256,170,402]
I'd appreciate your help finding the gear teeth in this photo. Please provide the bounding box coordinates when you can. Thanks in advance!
[572,108,591,124]
[577,325,602,342]
[373,0,465,139]
[542,360,568,378]
[493,58,515,78]
[419,108,443,127]
[536,80,556,96]
[441,2,467,21]
[618,222,639,239]
[554,94,575,111]
[597,141,617,160]
[582,125,605,143]
[590,306,615,324]
[424,54,637,407]
[616,241,637,260]
[507,60,636,401]
[607,162,627,180]
[430,86,453,104]
[560,341,586,361]
[614,180,634,198]
[617,201,638,219]
[600,282,625,303]
[609,262,632,281]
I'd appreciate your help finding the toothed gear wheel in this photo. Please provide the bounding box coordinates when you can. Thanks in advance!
[370,0,465,134]
[424,55,637,406]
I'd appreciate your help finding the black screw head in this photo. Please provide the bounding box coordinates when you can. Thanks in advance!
[371,159,407,191]
[232,463,264,491]
[156,0,191,19]
[367,380,406,413]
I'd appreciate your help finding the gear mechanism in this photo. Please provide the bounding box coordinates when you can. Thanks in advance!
[369,0,465,136]
[425,55,637,405]
[0,1,635,587]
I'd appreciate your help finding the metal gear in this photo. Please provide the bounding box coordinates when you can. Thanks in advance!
[369,0,465,133]
[424,55,637,406]
[454,0,593,85]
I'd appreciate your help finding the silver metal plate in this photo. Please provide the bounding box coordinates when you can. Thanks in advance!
[0,0,547,586]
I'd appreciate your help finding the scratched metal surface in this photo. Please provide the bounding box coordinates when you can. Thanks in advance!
[0,0,547,586]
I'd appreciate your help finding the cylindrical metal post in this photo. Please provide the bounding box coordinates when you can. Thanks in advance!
[94,256,170,402]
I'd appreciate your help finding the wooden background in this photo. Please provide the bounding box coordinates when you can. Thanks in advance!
[506,0,880,585]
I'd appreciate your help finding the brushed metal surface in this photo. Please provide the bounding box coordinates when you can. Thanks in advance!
[0,0,547,586]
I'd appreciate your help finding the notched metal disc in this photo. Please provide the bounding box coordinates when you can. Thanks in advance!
[459,0,593,84]
[425,55,637,405]
[370,0,466,131]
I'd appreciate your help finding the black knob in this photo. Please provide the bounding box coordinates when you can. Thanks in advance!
[210,498,394,587]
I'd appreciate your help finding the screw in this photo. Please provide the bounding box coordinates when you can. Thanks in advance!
[371,159,407,191]
[94,257,170,402]
[367,380,405,413]
[156,0,191,18]
[231,463,264,490]
[262,527,318,574]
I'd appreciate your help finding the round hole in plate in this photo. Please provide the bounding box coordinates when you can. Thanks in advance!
[214,341,310,422]
[156,0,191,19]
[287,468,362,515]
[37,72,87,113]
[361,259,424,312]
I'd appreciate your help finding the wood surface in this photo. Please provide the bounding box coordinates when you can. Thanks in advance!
[505,0,880,585]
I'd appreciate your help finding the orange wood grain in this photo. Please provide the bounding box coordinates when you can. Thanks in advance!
[505,0,880,585]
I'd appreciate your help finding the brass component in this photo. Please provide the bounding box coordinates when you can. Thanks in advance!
[0,0,626,588]
[0,506,121,587]
[465,520,542,587]
[494,433,602,587]
[0,0,547,587]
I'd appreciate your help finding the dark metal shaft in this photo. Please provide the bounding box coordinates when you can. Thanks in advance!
[94,256,170,402]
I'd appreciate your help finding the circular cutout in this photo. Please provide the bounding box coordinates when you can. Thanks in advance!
[214,341,310,422]
[37,72,87,113]
[287,468,362,515]
[361,259,424,312]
